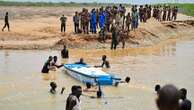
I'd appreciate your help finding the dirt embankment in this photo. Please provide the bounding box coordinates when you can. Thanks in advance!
[0,6,194,50]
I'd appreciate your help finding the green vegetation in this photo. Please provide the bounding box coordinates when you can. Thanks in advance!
[155,3,194,17]
[176,4,194,17]
[0,1,193,16]
[0,1,131,7]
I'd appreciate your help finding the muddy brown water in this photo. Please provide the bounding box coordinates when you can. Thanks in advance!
[0,39,193,110]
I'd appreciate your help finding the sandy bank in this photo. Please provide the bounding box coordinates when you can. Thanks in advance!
[0,6,194,50]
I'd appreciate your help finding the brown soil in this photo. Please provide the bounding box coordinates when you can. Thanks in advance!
[0,6,194,50]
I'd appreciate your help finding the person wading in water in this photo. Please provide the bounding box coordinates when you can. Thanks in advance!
[66,85,82,110]
[95,55,110,68]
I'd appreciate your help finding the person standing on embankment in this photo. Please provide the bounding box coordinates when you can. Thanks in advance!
[2,12,10,31]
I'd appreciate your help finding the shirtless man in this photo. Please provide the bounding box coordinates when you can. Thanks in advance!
[95,55,110,68]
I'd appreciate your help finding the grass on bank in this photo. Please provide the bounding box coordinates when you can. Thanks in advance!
[175,4,194,17]
[0,1,131,7]
[0,1,193,16]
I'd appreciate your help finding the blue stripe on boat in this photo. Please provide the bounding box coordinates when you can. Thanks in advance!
[64,64,120,85]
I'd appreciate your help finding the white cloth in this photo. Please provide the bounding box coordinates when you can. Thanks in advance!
[71,95,81,110]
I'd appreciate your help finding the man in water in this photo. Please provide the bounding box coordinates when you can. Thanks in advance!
[95,55,110,68]
[51,56,64,69]
[155,84,161,95]
[50,82,57,94]
[41,56,53,73]
[75,58,87,65]
[83,83,102,99]
[2,12,10,31]
[61,45,69,59]
[179,88,192,110]
[60,15,67,32]
[66,85,82,110]
[83,82,98,92]
[156,84,180,110]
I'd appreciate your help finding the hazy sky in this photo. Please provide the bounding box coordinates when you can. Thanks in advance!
[4,0,194,4]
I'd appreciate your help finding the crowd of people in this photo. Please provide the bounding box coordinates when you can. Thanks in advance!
[1,4,179,50]
[65,84,192,110]
[41,45,111,74]
[155,84,192,110]
[70,4,178,33]
[41,55,64,73]
[49,81,192,110]
[69,4,178,49]
[43,48,191,110]
[1,3,192,110]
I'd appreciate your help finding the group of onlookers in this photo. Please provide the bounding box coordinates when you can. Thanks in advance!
[1,4,179,50]
[66,4,178,50]
[68,4,179,34]
[152,5,178,21]
[155,84,192,110]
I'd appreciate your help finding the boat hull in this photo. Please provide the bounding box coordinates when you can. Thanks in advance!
[64,64,120,85]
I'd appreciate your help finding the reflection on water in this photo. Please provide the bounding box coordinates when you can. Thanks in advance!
[0,39,193,110]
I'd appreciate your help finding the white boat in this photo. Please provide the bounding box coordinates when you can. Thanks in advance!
[64,64,121,86]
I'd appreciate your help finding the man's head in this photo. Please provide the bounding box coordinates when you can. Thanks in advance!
[71,85,82,96]
[125,77,130,83]
[155,84,161,94]
[102,55,107,61]
[62,15,64,17]
[156,84,180,110]
[76,86,82,97]
[63,45,67,49]
[180,88,187,100]
[53,56,58,62]
[80,58,84,63]
[71,85,78,95]
[75,11,78,15]
[6,12,8,15]
[48,56,53,62]
[50,82,57,90]
[92,8,95,12]
[86,82,91,89]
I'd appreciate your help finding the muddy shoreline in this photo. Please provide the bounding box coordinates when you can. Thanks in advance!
[0,6,194,50]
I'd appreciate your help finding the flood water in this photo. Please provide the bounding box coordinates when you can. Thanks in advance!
[0,39,194,110]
